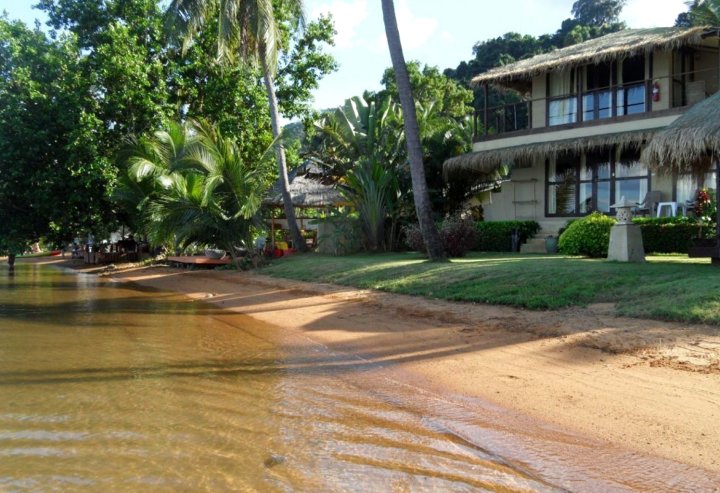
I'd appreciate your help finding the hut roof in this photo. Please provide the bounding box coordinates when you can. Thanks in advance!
[472,27,713,87]
[641,92,720,173]
[264,161,346,208]
[444,129,657,178]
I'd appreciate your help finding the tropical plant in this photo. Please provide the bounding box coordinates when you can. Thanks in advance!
[307,95,406,250]
[166,0,310,252]
[115,119,265,266]
[381,0,445,261]
[680,0,720,26]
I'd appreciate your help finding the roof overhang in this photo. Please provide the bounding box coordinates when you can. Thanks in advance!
[472,27,717,88]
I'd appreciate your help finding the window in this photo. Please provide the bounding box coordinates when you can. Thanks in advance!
[548,69,577,126]
[545,147,650,217]
[617,55,646,116]
[547,154,577,215]
[583,62,612,121]
[676,171,717,205]
[615,149,649,205]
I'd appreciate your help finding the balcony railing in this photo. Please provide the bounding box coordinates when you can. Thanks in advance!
[474,67,717,140]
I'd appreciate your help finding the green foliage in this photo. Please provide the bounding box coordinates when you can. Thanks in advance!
[276,14,338,120]
[676,0,720,26]
[558,212,616,257]
[115,119,266,264]
[632,217,714,254]
[307,95,408,250]
[474,221,541,252]
[0,16,116,254]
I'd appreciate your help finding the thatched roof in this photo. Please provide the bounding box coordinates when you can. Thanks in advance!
[264,161,346,208]
[472,27,713,87]
[444,129,657,177]
[641,91,720,173]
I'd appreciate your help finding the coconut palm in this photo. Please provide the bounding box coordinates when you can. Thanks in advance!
[380,0,445,261]
[165,0,307,252]
[685,0,720,25]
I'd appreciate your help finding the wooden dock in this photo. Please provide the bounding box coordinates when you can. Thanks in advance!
[167,255,232,267]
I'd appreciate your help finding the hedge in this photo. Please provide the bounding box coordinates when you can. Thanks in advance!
[633,217,714,254]
[474,220,540,252]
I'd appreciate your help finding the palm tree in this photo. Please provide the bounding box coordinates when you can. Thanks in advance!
[380,0,445,261]
[685,0,720,25]
[166,0,308,252]
[116,119,264,266]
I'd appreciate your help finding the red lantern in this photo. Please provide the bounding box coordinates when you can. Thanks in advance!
[652,81,660,102]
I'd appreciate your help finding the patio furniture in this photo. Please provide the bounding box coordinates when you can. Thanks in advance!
[634,191,662,216]
[656,201,678,217]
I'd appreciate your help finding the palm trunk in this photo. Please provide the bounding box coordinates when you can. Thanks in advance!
[381,0,445,261]
[260,55,307,253]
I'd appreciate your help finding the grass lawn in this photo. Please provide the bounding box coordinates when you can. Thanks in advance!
[260,252,720,325]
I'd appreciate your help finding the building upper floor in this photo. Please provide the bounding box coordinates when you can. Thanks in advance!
[472,26,720,144]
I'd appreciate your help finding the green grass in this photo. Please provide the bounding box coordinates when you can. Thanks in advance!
[260,252,720,325]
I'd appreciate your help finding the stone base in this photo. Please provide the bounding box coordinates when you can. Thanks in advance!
[607,223,645,262]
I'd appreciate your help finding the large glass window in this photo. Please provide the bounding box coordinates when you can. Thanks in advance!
[676,171,717,204]
[617,55,646,116]
[615,149,649,205]
[546,148,649,217]
[547,155,577,215]
[583,62,612,121]
[548,70,577,126]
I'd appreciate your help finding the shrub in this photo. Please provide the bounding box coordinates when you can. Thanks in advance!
[403,215,478,258]
[403,223,425,253]
[474,221,540,251]
[558,212,616,257]
[440,215,477,257]
[633,216,713,253]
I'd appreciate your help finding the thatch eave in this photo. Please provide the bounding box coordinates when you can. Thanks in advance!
[641,92,720,173]
[472,27,715,88]
[444,129,658,178]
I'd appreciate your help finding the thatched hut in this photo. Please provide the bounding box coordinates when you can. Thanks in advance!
[264,161,348,249]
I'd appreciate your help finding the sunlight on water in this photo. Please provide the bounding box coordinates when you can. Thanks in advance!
[0,263,718,492]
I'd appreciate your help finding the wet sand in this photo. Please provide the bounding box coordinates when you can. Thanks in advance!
[19,257,720,475]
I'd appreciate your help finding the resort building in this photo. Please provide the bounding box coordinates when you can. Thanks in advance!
[445,26,720,235]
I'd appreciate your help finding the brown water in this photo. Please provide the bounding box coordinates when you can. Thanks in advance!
[1,263,718,492]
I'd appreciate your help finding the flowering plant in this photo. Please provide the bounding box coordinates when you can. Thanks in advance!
[694,188,717,224]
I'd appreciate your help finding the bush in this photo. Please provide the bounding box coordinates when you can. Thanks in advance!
[633,216,713,253]
[558,212,616,257]
[474,221,540,251]
[440,215,477,257]
[403,215,478,257]
[403,223,425,253]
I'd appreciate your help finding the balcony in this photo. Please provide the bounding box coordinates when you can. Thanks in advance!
[473,67,716,141]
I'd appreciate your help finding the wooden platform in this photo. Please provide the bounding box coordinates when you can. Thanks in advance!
[167,255,232,267]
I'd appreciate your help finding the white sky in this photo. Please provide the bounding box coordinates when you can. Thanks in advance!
[1,0,689,111]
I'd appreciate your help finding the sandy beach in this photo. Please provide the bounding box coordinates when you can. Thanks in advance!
[17,256,720,475]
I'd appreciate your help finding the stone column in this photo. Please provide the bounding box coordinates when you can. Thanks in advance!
[607,197,645,262]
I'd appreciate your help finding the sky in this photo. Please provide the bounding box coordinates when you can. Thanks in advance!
[1,0,688,111]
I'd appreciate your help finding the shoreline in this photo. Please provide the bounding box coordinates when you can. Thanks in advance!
[16,256,720,474]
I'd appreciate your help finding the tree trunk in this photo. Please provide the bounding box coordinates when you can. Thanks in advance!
[7,253,16,273]
[380,0,445,261]
[260,55,308,253]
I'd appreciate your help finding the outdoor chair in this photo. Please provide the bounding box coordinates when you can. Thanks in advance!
[634,191,662,216]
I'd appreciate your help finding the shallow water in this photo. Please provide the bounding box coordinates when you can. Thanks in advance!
[0,263,718,492]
